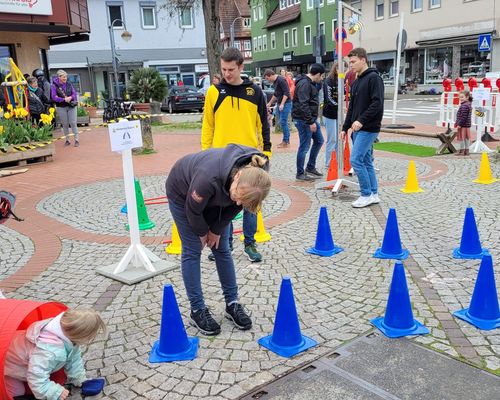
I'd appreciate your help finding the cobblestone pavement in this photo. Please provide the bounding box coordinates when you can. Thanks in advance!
[1,129,499,399]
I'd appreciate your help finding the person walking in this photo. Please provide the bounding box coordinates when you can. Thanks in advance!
[264,69,292,148]
[51,70,79,147]
[292,63,325,181]
[202,47,271,263]
[165,145,271,335]
[322,63,339,169]
[455,90,472,156]
[341,48,384,208]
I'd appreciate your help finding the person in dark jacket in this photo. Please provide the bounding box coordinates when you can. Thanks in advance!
[165,144,271,336]
[51,69,79,147]
[264,69,292,148]
[322,62,339,169]
[341,48,384,208]
[455,90,472,156]
[291,63,325,181]
[32,69,52,101]
[27,77,50,124]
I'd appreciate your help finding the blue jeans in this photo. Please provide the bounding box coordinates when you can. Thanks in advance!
[350,130,379,197]
[169,200,238,311]
[323,117,338,168]
[279,102,292,143]
[294,119,324,175]
[240,209,256,247]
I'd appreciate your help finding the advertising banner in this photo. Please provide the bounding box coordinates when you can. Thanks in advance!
[0,0,53,16]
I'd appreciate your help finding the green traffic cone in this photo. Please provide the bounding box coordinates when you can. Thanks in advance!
[126,178,155,231]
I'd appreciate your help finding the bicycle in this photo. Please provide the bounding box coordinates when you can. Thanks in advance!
[102,98,133,122]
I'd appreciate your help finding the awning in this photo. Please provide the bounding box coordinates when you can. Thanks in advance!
[416,31,496,46]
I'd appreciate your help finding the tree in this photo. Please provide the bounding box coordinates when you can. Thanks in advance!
[159,0,221,78]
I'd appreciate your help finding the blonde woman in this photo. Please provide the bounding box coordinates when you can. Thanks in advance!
[51,69,79,147]
[166,144,271,336]
[4,309,106,400]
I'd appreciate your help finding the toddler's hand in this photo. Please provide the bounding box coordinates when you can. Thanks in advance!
[60,388,70,400]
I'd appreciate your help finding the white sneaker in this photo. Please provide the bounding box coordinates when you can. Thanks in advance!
[352,196,373,208]
[370,193,380,204]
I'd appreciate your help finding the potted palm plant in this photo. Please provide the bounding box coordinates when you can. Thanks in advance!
[128,68,167,114]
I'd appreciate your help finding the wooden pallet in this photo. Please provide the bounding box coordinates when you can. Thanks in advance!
[0,143,55,167]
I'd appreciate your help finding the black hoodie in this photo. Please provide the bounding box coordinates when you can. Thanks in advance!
[166,144,269,236]
[292,74,319,125]
[342,67,384,133]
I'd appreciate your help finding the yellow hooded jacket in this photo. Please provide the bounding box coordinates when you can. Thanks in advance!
[201,79,271,152]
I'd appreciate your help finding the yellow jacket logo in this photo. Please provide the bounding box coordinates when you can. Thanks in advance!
[246,87,255,96]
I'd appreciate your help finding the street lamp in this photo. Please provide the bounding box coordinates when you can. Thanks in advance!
[230,17,244,48]
[108,19,132,99]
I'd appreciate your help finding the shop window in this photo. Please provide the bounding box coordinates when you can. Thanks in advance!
[375,0,384,20]
[271,32,276,49]
[460,44,490,79]
[390,0,399,17]
[0,45,14,82]
[411,0,423,12]
[425,47,452,83]
[304,25,311,45]
[429,0,441,8]
[141,6,156,29]
[67,74,82,94]
[372,59,395,85]
[180,7,194,28]
[108,4,124,27]
[244,40,252,50]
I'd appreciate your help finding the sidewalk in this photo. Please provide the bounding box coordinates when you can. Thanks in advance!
[1,124,499,399]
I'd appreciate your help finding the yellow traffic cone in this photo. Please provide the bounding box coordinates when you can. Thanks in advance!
[165,222,182,254]
[400,160,424,193]
[473,152,499,185]
[239,210,271,243]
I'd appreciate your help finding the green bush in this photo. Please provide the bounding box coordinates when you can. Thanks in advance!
[128,68,167,103]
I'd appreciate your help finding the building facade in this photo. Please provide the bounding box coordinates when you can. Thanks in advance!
[348,0,500,87]
[0,0,89,82]
[220,0,253,69]
[48,0,208,99]
[249,0,339,76]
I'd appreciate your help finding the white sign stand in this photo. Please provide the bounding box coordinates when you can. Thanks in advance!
[470,86,493,154]
[97,120,174,285]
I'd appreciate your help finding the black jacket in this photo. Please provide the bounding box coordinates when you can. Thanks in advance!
[28,88,49,115]
[322,76,338,119]
[292,74,319,125]
[273,75,291,104]
[342,67,384,133]
[166,144,269,236]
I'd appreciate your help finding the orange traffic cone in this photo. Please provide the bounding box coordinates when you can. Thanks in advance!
[324,151,339,190]
[343,140,352,176]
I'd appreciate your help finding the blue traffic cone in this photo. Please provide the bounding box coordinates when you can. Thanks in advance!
[120,204,127,214]
[306,206,343,257]
[453,207,488,259]
[258,276,317,357]
[374,208,409,260]
[149,284,199,362]
[454,254,500,330]
[371,262,429,338]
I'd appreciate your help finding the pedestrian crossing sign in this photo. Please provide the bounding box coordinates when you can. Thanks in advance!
[478,34,491,52]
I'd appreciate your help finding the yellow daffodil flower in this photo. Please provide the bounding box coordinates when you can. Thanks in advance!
[0,126,4,134]
[49,107,55,115]
[7,104,13,111]
[4,112,11,119]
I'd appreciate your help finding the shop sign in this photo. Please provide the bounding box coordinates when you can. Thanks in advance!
[195,64,209,73]
[283,51,294,62]
[0,0,53,16]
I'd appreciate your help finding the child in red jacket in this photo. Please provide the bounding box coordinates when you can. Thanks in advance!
[455,90,472,156]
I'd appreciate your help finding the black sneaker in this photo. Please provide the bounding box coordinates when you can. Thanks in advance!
[190,308,221,336]
[296,173,314,181]
[306,168,323,177]
[225,303,252,330]
[244,244,262,262]
[74,141,80,147]
[64,140,71,146]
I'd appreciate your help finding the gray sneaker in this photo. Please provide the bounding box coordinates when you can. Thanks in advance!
[296,173,314,181]
[244,244,262,262]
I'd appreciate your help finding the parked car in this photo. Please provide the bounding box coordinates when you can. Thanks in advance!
[162,85,204,113]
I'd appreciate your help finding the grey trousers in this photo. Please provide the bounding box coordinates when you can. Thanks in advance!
[57,106,78,141]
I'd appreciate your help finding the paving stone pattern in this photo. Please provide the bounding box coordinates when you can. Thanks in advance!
[0,225,34,280]
[36,176,287,237]
[3,146,500,399]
